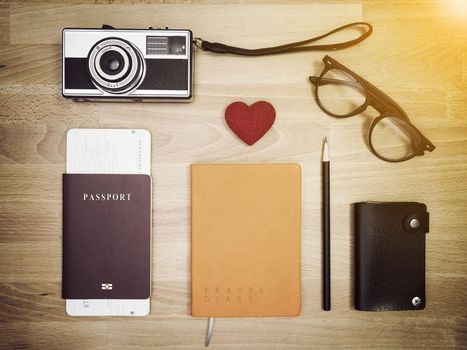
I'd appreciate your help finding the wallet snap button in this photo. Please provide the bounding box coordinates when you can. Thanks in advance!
[409,218,420,229]
[412,296,421,306]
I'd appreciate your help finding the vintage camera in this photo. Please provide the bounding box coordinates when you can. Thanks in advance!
[62,26,193,101]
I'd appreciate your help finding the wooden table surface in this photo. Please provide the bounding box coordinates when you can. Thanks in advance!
[0,1,466,349]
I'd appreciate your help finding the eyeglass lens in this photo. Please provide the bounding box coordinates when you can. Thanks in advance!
[316,68,366,117]
[370,116,417,161]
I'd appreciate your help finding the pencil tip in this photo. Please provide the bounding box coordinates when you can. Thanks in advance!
[322,137,330,162]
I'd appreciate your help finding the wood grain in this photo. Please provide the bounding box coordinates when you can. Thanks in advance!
[0,1,466,349]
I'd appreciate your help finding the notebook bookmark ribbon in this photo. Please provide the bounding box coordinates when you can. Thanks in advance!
[205,317,215,347]
[194,22,373,56]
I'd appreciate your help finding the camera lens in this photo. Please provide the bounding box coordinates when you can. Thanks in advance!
[88,38,146,94]
[99,50,124,75]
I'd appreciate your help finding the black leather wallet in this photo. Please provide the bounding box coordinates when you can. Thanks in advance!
[354,202,429,311]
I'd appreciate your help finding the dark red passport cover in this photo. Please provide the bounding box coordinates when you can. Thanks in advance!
[62,174,151,299]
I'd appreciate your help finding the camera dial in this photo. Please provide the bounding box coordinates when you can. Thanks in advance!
[88,38,146,94]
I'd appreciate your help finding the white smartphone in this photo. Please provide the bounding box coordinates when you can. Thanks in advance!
[65,128,151,316]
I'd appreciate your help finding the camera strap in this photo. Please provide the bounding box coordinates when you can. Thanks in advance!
[194,22,372,56]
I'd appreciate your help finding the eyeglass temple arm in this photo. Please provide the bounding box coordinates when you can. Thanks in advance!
[309,76,406,113]
[309,75,436,153]
[417,132,436,152]
[309,76,362,89]
[310,76,413,122]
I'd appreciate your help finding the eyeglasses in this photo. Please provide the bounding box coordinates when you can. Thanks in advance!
[309,55,435,162]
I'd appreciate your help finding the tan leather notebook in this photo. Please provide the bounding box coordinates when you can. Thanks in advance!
[191,164,301,317]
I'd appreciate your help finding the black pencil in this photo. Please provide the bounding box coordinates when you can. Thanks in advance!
[322,137,331,311]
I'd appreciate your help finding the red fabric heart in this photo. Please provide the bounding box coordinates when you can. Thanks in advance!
[225,101,276,146]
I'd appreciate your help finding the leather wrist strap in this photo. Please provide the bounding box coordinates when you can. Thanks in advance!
[194,22,372,56]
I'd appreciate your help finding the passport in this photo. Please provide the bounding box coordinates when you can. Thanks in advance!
[62,173,151,299]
